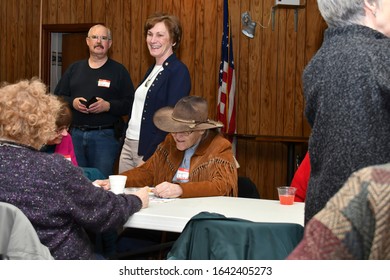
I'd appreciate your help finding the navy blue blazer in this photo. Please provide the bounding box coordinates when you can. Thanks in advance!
[125,53,191,160]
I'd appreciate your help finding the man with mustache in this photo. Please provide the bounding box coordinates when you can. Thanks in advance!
[54,24,135,258]
[55,24,134,179]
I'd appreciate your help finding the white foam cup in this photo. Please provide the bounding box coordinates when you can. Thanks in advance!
[109,175,127,194]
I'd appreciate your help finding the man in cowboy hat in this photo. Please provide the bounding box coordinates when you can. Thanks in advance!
[96,95,238,198]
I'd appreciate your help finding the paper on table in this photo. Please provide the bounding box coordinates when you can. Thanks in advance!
[149,196,177,203]
[124,188,177,203]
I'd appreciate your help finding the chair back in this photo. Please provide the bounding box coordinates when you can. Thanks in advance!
[167,211,303,260]
[0,202,53,260]
[238,176,260,198]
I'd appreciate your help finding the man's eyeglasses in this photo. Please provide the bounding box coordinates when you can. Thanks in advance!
[88,35,111,41]
[171,131,193,137]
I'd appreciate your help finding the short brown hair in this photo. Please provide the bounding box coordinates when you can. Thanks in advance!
[56,97,72,129]
[144,12,182,52]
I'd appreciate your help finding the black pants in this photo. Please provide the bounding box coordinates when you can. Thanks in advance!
[114,228,180,259]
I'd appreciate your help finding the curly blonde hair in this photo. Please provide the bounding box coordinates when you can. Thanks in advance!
[0,78,61,150]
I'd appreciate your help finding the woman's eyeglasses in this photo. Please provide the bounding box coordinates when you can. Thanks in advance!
[55,126,69,134]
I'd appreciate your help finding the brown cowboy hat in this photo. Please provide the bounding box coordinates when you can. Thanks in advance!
[153,96,223,132]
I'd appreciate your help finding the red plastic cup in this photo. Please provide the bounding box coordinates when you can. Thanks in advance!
[277,186,296,205]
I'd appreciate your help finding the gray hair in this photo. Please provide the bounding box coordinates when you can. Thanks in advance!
[88,24,112,40]
[317,0,378,27]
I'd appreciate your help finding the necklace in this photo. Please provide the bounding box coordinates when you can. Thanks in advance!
[145,65,164,87]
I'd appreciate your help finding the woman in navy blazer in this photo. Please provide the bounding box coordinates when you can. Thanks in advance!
[119,12,191,173]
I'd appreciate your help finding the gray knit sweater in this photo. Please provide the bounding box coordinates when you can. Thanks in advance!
[303,25,390,224]
[0,143,142,259]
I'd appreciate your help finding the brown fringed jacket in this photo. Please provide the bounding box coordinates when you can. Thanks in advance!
[121,130,238,197]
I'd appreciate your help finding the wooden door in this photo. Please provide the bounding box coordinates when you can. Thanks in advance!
[62,33,89,74]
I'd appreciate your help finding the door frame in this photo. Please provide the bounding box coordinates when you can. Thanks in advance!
[41,23,99,87]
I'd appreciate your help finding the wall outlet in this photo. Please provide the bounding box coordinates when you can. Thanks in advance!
[275,0,300,5]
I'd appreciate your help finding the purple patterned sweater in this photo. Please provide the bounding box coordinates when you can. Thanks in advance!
[0,143,142,259]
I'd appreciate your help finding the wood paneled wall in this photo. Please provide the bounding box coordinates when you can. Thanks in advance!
[0,0,327,199]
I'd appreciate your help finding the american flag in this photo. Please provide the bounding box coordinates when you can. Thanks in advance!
[217,0,236,135]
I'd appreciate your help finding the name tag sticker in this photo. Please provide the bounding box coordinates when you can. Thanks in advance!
[98,79,111,88]
[176,167,189,182]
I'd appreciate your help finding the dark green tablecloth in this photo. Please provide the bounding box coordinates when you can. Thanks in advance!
[167,211,304,260]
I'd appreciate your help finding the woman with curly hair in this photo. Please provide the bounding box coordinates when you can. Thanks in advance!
[0,78,149,259]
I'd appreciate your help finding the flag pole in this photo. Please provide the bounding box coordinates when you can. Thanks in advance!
[225,0,231,133]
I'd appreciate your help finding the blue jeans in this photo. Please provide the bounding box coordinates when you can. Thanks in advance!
[71,128,120,178]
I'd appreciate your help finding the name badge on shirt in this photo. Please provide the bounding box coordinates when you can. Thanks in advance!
[176,167,189,182]
[98,79,111,88]
[64,155,71,161]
